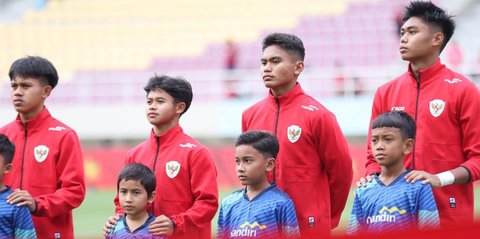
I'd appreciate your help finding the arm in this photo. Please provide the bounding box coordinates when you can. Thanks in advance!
[278,199,300,239]
[14,206,37,239]
[216,204,227,239]
[346,190,363,235]
[457,84,480,181]
[168,148,219,234]
[316,112,353,229]
[417,184,440,230]
[33,131,85,217]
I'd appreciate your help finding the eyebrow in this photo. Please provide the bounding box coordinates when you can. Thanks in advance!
[401,26,419,31]
[261,56,282,61]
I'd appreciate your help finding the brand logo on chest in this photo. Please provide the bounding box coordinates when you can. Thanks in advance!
[34,145,49,163]
[166,161,181,178]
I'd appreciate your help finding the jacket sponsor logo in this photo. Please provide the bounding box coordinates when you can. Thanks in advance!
[166,161,180,178]
[34,145,49,163]
[391,106,405,111]
[444,78,462,84]
[429,99,445,117]
[287,125,302,143]
[230,221,267,237]
[48,126,66,131]
[179,143,197,148]
[366,206,406,224]
[301,105,319,111]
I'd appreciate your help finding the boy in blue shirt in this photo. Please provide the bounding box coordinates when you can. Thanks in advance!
[217,130,300,239]
[0,134,37,239]
[348,111,440,234]
[106,163,164,238]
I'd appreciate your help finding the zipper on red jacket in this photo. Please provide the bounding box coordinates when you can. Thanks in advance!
[413,77,421,169]
[273,97,281,183]
[151,136,160,214]
[20,122,28,189]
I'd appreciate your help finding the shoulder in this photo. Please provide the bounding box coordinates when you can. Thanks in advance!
[243,98,268,115]
[269,186,295,202]
[377,73,408,92]
[221,189,244,207]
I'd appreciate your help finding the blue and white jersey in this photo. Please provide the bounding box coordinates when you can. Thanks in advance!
[216,184,300,239]
[0,187,37,239]
[106,213,164,239]
[347,170,440,235]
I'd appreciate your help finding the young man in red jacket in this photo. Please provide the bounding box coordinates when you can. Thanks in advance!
[364,1,480,227]
[0,56,86,238]
[104,75,218,239]
[242,33,353,237]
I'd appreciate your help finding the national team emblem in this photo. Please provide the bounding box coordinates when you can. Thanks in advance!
[166,161,180,178]
[34,145,49,163]
[287,125,302,143]
[429,99,445,117]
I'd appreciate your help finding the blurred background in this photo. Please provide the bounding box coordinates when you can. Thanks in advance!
[0,0,479,238]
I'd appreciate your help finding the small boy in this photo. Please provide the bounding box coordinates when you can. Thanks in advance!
[348,111,440,235]
[106,163,164,238]
[217,130,300,239]
[0,134,37,238]
[104,75,218,239]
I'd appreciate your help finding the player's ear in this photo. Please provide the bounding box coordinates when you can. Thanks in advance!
[432,31,444,49]
[4,163,12,174]
[42,85,52,99]
[403,138,414,155]
[294,61,304,75]
[265,158,275,172]
[175,102,186,115]
[149,191,156,203]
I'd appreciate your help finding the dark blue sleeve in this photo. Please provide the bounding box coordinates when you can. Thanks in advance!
[277,199,300,238]
[13,206,37,239]
[417,184,440,230]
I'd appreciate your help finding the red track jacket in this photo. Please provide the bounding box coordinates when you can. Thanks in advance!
[0,107,85,239]
[114,125,218,239]
[366,59,480,226]
[242,83,353,238]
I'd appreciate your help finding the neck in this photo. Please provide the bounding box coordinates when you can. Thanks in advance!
[19,105,44,123]
[153,120,179,136]
[409,55,438,80]
[270,81,297,97]
[0,184,6,191]
[126,211,149,232]
[379,161,406,186]
[245,180,270,201]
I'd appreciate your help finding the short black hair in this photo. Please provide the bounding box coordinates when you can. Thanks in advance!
[372,111,416,140]
[403,1,455,52]
[262,33,305,61]
[117,163,156,198]
[236,130,279,159]
[144,75,193,115]
[0,134,15,165]
[9,56,59,88]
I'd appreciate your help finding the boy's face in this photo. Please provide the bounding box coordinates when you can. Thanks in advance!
[0,155,12,188]
[10,76,51,118]
[118,179,154,217]
[371,127,413,167]
[261,45,303,96]
[145,89,185,128]
[235,144,274,186]
[399,16,443,62]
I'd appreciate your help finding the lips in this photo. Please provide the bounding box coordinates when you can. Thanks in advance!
[399,46,408,53]
[13,99,23,106]
[237,175,247,181]
[375,154,386,160]
[263,75,274,81]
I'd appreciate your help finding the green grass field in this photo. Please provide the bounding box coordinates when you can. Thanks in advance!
[73,186,480,238]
